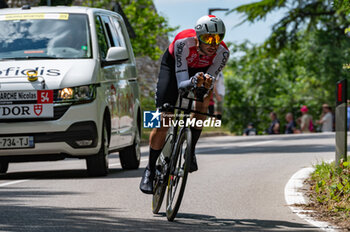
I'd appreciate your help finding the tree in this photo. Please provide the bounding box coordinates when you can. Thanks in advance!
[222,0,350,134]
[334,0,350,14]
[231,0,348,55]
[223,29,350,134]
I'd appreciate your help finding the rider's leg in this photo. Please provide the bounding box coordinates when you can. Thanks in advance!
[148,113,173,170]
[140,113,173,194]
[189,91,212,172]
[140,49,177,194]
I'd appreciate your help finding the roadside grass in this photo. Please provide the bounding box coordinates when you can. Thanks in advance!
[306,158,350,228]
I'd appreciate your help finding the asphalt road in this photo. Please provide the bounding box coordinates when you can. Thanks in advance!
[0,133,338,231]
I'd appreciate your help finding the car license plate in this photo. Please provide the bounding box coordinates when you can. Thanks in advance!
[0,136,34,149]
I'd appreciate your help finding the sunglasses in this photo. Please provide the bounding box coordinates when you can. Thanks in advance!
[199,34,224,45]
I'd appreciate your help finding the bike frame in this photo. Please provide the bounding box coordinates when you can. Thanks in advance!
[161,88,219,172]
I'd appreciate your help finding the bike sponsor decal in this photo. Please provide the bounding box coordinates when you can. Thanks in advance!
[0,67,61,77]
[0,90,53,118]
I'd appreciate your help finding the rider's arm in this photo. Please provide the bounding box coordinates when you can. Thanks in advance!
[173,39,193,90]
[206,46,230,78]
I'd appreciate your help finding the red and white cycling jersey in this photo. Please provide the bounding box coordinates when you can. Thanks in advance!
[168,29,230,81]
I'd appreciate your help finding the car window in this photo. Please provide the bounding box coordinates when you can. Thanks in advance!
[0,13,91,59]
[95,15,109,59]
[100,15,118,48]
[110,17,127,49]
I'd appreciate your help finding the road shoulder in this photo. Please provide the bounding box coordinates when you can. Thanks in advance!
[284,167,338,231]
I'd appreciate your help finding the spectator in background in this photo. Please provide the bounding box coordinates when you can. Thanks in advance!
[213,71,225,118]
[285,112,298,134]
[267,112,280,134]
[299,105,313,133]
[243,122,257,136]
[316,104,333,132]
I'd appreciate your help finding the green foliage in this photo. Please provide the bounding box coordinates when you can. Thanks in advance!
[82,0,177,60]
[140,91,155,111]
[223,0,350,134]
[232,0,287,23]
[231,0,347,54]
[334,0,350,14]
[223,28,350,134]
[310,159,350,217]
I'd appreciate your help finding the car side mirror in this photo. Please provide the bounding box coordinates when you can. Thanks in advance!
[105,47,129,62]
[102,47,129,67]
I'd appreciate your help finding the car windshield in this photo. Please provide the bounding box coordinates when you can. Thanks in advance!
[0,13,91,59]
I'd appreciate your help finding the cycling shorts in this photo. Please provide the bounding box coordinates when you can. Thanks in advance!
[155,49,208,111]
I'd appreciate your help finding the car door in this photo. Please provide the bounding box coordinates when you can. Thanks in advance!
[95,14,121,148]
[109,15,136,146]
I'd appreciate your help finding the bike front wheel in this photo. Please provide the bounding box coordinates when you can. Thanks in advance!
[152,163,168,214]
[166,128,192,221]
[152,132,173,214]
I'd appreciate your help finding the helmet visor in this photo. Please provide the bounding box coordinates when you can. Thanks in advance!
[199,33,224,45]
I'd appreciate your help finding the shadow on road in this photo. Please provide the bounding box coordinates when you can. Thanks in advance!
[0,198,319,232]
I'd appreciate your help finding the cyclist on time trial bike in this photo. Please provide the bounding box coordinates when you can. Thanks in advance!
[140,15,230,194]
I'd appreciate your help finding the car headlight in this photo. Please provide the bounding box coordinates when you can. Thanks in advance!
[55,84,97,104]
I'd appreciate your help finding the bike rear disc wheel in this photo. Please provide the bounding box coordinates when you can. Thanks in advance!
[166,128,192,221]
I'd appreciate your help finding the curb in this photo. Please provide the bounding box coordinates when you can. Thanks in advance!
[284,167,338,231]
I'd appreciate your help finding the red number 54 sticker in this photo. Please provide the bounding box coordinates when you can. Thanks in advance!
[37,90,53,104]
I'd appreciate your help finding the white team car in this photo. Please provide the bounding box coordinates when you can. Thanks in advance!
[0,6,141,176]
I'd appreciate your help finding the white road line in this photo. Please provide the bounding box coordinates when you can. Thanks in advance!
[285,167,337,231]
[0,179,30,187]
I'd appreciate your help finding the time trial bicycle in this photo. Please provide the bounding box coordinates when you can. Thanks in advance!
[151,85,221,221]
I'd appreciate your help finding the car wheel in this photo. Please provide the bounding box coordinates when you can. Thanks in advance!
[119,126,140,169]
[86,121,109,177]
[0,162,9,174]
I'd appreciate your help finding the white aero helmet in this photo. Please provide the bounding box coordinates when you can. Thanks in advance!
[195,15,225,45]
